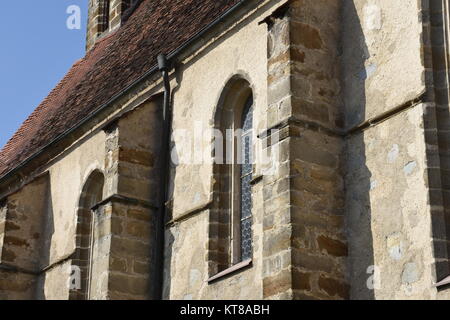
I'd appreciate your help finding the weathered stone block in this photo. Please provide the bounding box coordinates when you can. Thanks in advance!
[263,269,292,298]
[292,268,312,291]
[318,276,349,300]
[290,21,323,50]
[316,235,348,257]
[291,248,336,274]
[110,236,151,259]
[109,274,150,297]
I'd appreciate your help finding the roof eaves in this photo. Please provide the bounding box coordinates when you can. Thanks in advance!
[0,0,249,185]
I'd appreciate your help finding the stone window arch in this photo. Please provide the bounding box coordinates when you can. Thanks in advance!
[208,76,255,277]
[69,170,105,300]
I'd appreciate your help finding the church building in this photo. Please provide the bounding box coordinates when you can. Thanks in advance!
[1,0,450,300]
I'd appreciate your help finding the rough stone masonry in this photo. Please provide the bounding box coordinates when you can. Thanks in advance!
[1,0,450,300]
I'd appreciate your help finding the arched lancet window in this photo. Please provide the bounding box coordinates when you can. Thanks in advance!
[69,170,104,300]
[209,77,254,277]
[99,0,110,33]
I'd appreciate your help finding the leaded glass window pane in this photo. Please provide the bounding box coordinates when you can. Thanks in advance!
[240,96,253,261]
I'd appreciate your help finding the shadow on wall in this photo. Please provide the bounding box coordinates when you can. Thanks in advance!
[163,225,175,299]
[35,176,55,300]
[342,0,375,300]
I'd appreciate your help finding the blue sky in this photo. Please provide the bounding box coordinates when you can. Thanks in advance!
[0,1,88,148]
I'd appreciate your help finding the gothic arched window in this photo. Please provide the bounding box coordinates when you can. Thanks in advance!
[99,0,110,33]
[69,170,104,300]
[209,77,254,278]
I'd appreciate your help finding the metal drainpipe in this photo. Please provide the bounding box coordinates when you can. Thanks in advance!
[152,54,172,300]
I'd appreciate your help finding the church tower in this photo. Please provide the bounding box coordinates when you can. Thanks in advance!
[86,0,135,51]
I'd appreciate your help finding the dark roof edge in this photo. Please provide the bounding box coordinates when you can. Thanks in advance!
[0,0,251,185]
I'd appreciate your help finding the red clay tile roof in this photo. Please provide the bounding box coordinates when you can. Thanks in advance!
[0,0,242,177]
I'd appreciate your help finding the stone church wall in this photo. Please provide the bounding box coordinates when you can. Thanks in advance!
[2,0,450,300]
